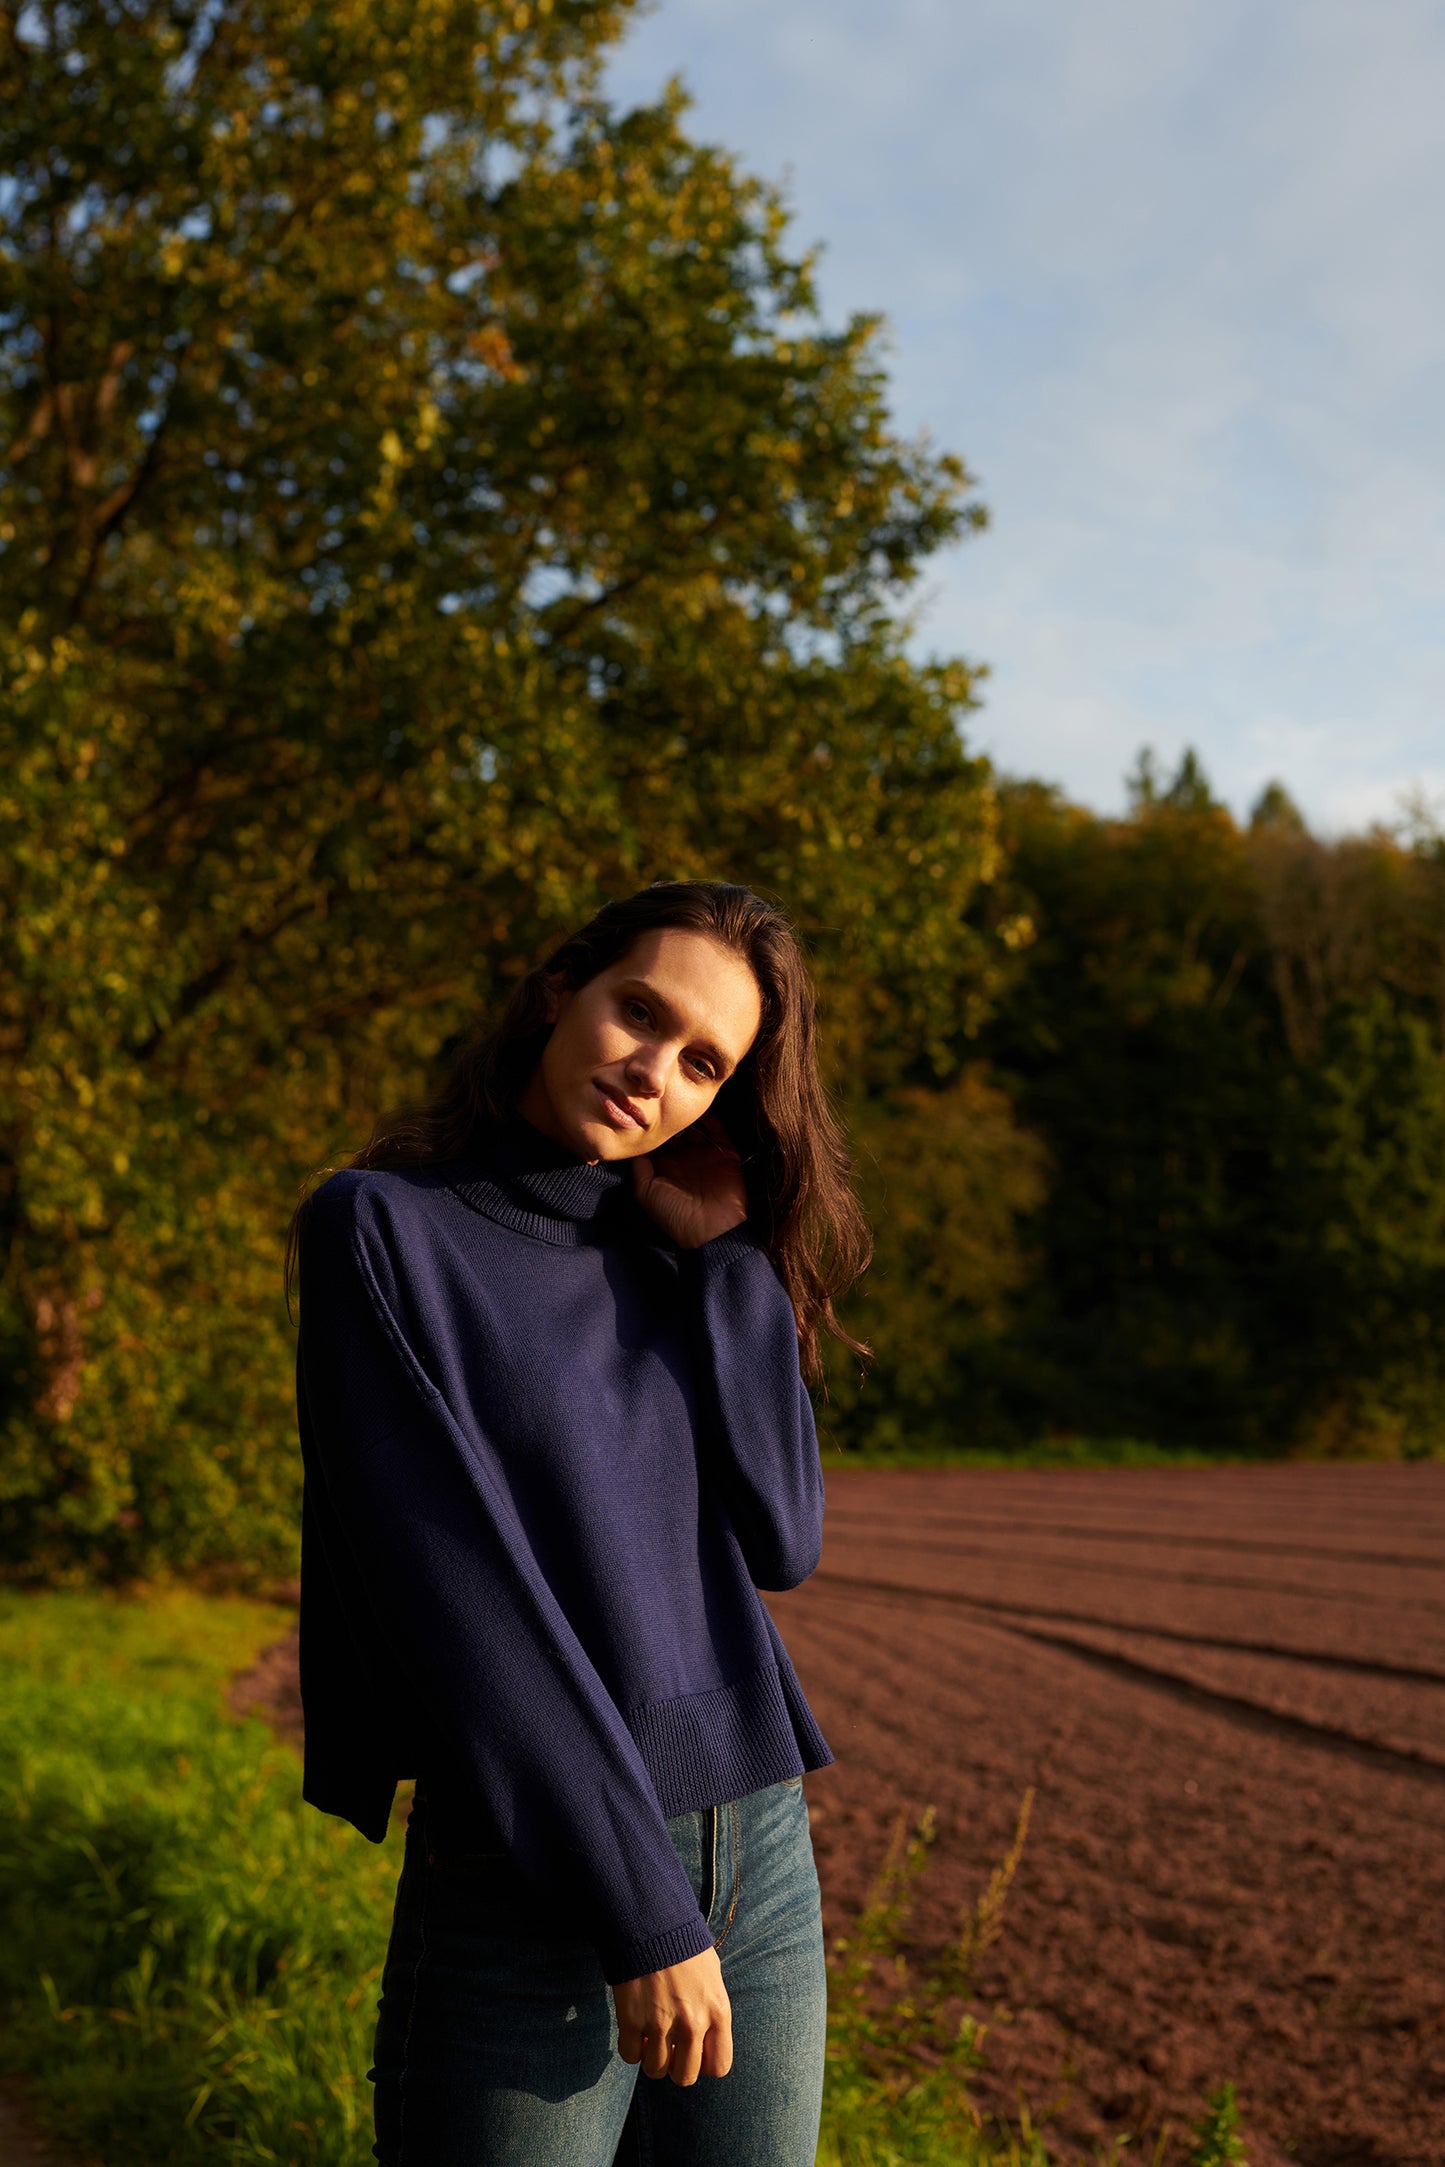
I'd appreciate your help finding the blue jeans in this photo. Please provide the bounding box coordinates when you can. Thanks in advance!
[370,1776,828,2165]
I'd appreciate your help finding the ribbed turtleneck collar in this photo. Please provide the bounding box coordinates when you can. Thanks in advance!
[446,1114,635,1246]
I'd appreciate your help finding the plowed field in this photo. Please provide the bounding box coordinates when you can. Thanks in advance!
[771,1463,1445,2166]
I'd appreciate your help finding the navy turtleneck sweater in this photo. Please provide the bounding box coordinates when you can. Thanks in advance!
[294,1116,834,1984]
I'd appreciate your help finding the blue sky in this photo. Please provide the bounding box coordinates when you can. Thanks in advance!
[605,0,1445,831]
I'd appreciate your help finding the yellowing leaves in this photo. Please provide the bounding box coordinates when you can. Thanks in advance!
[467,323,525,381]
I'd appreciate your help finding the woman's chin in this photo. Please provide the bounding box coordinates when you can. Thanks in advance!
[559,1106,650,1162]
[581,1124,651,1162]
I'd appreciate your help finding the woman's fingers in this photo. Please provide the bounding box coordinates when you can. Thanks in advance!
[667,2019,706,2087]
[700,2004,734,2080]
[630,1123,748,1248]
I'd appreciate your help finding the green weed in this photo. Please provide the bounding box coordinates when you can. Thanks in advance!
[818,1789,1054,2165]
[1188,2084,1250,2166]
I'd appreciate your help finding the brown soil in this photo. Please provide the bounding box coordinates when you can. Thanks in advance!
[0,2079,99,2166]
[780,1463,1445,2167]
[229,1628,304,1747]
[232,1464,1445,2166]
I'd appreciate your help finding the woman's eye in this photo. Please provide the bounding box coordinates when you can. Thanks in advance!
[689,1057,716,1082]
[624,999,650,1025]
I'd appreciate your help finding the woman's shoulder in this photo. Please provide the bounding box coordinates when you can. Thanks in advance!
[298,1163,463,1257]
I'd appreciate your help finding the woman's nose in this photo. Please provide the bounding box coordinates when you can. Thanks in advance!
[624,1047,668,1097]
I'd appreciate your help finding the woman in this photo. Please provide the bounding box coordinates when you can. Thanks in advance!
[291,880,870,2166]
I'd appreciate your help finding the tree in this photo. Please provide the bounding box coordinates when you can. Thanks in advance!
[825,1069,1049,1454]
[0,0,1001,1576]
[980,778,1276,1443]
[976,774,1445,1454]
[1248,780,1305,833]
[1273,994,1445,1455]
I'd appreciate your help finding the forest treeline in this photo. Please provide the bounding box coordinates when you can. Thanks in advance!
[835,761,1445,1464]
[2,0,1441,1583]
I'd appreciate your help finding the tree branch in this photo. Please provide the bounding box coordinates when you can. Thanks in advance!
[132,893,323,1064]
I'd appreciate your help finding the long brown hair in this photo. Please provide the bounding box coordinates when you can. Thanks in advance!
[287,882,871,1380]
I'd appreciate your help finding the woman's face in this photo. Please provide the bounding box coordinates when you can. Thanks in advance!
[519,926,764,1162]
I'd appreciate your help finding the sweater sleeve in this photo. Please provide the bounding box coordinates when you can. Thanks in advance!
[295,1180,715,1986]
[684,1227,826,1591]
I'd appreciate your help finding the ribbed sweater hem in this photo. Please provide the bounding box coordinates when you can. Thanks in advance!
[625,1655,834,1819]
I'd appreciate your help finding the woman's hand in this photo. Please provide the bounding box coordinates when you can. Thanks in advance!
[631,1114,748,1250]
[613,1945,734,2085]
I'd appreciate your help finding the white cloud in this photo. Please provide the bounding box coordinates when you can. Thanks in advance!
[607,0,1445,831]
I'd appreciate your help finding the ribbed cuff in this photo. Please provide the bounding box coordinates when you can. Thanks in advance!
[690,1225,763,1271]
[598,1907,717,1988]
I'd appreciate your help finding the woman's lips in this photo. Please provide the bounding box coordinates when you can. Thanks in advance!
[594,1081,647,1131]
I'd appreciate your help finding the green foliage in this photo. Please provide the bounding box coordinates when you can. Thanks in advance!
[977,770,1276,1444]
[0,0,1001,1579]
[1247,780,1305,834]
[825,1071,1049,1453]
[971,758,1445,1455]
[1188,2085,1249,2167]
[1273,993,1445,1453]
[0,1588,399,2162]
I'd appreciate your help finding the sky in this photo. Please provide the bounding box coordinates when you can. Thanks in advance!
[605,0,1445,832]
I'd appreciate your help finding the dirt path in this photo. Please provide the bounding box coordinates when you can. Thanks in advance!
[776,1462,1445,2167]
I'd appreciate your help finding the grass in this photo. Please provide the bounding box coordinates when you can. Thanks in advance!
[0,1588,399,2162]
[0,1588,1251,2165]
[821,1438,1265,1472]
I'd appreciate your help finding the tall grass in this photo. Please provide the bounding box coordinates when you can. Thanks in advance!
[0,1589,397,2162]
